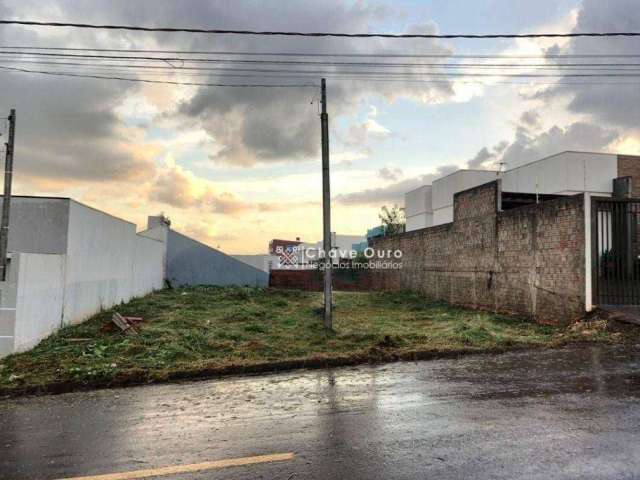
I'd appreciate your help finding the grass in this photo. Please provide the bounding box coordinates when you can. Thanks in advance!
[0,287,622,395]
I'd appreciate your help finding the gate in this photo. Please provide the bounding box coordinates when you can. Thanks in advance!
[592,198,640,305]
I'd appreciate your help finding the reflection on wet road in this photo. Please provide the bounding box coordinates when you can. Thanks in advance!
[1,344,639,479]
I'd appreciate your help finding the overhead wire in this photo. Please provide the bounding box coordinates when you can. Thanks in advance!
[1,19,639,38]
[0,65,318,87]
[2,45,640,59]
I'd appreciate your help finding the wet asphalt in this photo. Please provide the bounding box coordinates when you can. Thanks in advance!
[1,344,640,480]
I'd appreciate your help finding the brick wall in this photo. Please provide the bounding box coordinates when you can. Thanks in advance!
[618,155,640,198]
[371,180,585,325]
[269,269,375,291]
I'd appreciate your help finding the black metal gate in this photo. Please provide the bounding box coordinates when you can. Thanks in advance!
[592,198,640,305]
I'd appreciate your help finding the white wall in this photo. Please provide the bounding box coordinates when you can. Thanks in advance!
[501,152,617,196]
[0,196,69,254]
[431,170,499,226]
[63,201,137,324]
[0,199,166,358]
[131,234,165,297]
[63,201,165,325]
[13,253,65,352]
[405,185,433,232]
[406,212,432,231]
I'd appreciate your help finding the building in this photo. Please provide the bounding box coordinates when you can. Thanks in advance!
[269,238,302,255]
[405,151,629,232]
[370,151,640,324]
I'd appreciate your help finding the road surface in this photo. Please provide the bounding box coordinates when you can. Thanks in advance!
[1,344,640,479]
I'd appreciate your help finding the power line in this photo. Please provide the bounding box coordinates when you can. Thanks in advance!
[1,20,639,38]
[6,56,640,71]
[3,45,640,59]
[2,64,639,87]
[4,52,640,73]
[4,61,640,78]
[0,65,318,87]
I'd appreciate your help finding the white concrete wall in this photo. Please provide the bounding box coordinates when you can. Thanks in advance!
[0,199,165,358]
[501,152,617,196]
[63,201,164,325]
[431,170,499,225]
[0,253,18,357]
[13,253,65,352]
[63,201,137,324]
[0,253,66,356]
[0,196,70,254]
[131,234,165,298]
[406,212,432,231]
[405,185,433,232]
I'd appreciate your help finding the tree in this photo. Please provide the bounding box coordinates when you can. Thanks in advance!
[379,205,406,235]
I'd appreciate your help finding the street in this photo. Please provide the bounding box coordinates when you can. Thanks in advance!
[1,344,640,479]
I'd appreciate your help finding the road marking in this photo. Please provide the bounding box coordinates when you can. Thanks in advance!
[56,452,295,480]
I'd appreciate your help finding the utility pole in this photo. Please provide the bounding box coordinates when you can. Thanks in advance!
[320,79,332,330]
[0,109,15,281]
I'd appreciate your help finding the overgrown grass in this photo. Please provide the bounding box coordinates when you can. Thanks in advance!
[0,287,619,394]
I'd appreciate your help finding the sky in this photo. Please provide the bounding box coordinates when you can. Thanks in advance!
[1,0,639,254]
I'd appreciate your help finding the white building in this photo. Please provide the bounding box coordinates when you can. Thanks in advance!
[405,151,621,231]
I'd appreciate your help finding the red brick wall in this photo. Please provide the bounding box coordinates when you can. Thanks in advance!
[269,269,375,292]
[371,181,585,325]
[617,155,640,198]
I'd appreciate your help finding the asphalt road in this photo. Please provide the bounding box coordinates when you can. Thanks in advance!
[1,344,640,480]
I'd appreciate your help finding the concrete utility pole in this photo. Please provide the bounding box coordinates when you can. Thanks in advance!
[0,109,15,281]
[320,79,332,329]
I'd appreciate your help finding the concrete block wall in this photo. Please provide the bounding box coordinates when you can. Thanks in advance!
[371,180,586,324]
[618,154,640,198]
[269,269,375,291]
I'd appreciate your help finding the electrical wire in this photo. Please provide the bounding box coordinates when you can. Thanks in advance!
[2,64,640,87]
[5,57,640,73]
[0,65,318,87]
[4,51,640,69]
[2,45,640,59]
[1,20,639,38]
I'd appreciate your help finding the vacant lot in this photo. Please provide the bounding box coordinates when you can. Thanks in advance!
[0,287,620,395]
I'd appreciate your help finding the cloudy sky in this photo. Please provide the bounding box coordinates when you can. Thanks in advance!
[1,0,639,253]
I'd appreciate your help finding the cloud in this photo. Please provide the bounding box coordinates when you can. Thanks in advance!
[465,111,619,171]
[150,165,252,215]
[378,166,403,181]
[499,121,618,169]
[538,0,640,129]
[519,110,541,129]
[342,110,619,207]
[170,4,454,167]
[337,164,458,206]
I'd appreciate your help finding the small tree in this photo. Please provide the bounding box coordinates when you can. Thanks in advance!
[379,205,406,235]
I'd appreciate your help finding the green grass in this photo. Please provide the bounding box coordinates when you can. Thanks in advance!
[0,287,618,394]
